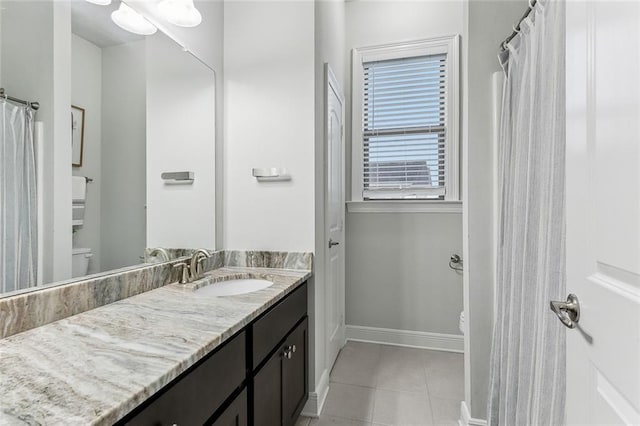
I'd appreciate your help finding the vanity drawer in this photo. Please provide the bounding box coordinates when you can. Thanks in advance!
[252,282,307,370]
[123,331,246,426]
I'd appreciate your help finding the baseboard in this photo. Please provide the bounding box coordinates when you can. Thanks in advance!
[345,325,464,353]
[459,401,487,426]
[301,368,330,417]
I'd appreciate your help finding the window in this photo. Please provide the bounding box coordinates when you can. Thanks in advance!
[351,36,459,202]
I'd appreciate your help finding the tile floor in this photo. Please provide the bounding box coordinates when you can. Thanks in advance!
[296,341,463,426]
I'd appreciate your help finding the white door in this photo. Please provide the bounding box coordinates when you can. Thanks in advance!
[565,1,640,424]
[325,63,346,370]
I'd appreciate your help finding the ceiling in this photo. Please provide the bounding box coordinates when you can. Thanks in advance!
[71,0,144,48]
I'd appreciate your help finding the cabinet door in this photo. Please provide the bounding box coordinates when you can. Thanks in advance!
[253,345,283,426]
[211,389,247,426]
[282,318,308,426]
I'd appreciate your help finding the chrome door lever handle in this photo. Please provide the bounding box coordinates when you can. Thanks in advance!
[328,239,340,248]
[550,294,580,329]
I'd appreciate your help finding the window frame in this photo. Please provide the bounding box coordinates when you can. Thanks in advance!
[351,35,460,204]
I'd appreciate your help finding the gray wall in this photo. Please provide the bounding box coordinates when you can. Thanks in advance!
[344,1,465,337]
[100,41,146,271]
[463,0,527,419]
[346,213,463,334]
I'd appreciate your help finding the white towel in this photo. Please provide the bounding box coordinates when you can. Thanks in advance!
[72,176,87,203]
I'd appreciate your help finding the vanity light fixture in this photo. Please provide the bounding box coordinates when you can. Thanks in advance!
[85,0,111,5]
[158,0,202,27]
[111,2,158,36]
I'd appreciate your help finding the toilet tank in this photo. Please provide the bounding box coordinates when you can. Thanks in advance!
[72,248,93,278]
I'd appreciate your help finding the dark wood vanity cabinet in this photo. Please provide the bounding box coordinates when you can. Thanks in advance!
[118,282,308,426]
[252,283,309,426]
[211,389,248,426]
[121,331,246,426]
[253,318,308,426]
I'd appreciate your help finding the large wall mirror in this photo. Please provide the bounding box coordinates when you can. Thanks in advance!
[0,0,216,296]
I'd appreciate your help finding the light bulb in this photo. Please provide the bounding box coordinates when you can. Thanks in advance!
[111,2,157,35]
[158,0,202,28]
[86,0,111,5]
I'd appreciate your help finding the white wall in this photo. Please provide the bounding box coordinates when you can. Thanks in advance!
[223,1,315,252]
[146,33,216,249]
[343,1,465,339]
[462,0,527,420]
[1,1,72,284]
[100,40,146,271]
[71,34,102,274]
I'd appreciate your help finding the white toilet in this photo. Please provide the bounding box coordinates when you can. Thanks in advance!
[72,248,93,277]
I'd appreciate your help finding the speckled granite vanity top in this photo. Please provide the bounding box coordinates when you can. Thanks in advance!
[0,266,311,425]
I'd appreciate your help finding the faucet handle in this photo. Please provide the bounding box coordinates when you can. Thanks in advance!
[172,262,191,284]
[196,257,207,275]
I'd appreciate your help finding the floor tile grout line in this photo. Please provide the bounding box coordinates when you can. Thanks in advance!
[370,387,377,424]
[330,378,377,390]
[329,381,377,391]
[423,357,436,425]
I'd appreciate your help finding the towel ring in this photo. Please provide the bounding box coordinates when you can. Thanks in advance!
[449,254,464,272]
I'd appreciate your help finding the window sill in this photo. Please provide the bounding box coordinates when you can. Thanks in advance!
[346,200,462,214]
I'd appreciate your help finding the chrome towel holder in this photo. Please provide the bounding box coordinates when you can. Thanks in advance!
[449,254,463,272]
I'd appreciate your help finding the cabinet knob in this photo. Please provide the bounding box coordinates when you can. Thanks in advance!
[292,345,296,353]
[282,346,291,359]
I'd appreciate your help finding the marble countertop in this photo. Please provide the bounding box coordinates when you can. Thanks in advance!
[0,266,311,425]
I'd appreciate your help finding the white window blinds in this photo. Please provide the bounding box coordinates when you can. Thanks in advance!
[362,54,447,200]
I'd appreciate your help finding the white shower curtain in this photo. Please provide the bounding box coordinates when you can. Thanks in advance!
[0,100,38,293]
[487,0,566,424]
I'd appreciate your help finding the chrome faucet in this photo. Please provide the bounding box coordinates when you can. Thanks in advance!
[171,249,211,284]
[147,247,170,263]
[189,249,211,282]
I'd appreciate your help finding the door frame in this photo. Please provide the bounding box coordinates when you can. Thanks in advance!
[324,62,346,369]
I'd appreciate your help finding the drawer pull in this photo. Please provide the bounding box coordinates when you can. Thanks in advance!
[292,345,296,354]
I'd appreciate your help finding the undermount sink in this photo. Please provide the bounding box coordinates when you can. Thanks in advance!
[194,278,274,297]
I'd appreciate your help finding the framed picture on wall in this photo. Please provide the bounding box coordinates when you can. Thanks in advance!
[71,105,85,167]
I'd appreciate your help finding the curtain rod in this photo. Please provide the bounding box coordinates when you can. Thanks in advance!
[0,88,40,111]
[500,0,538,52]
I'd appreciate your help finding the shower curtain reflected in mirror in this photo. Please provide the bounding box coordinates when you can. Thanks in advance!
[0,101,37,293]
